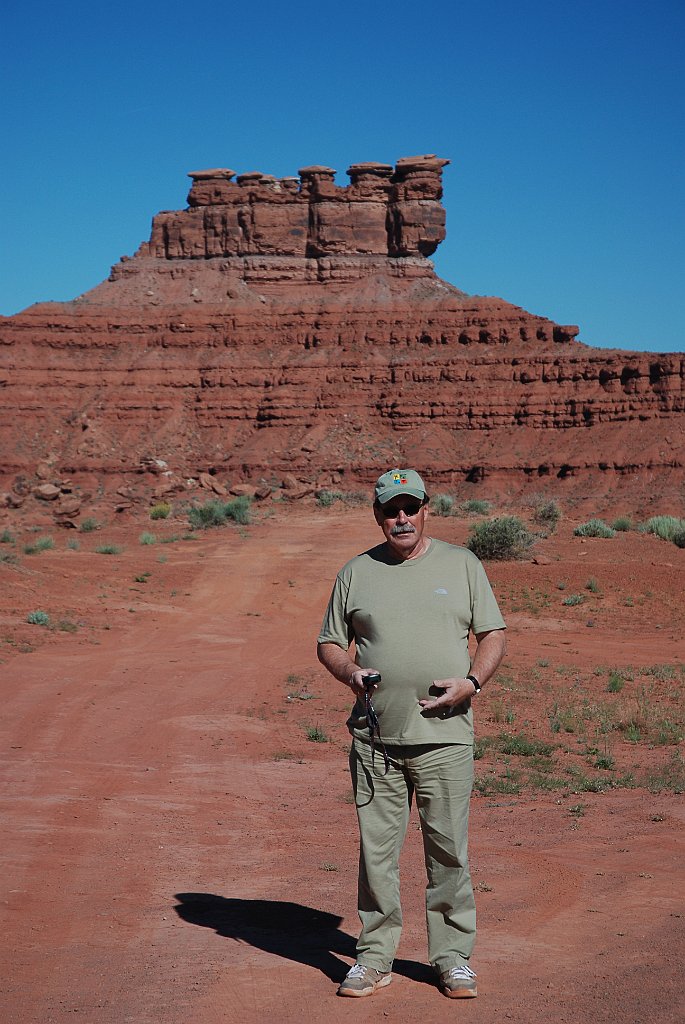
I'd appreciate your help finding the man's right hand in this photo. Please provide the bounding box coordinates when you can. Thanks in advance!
[348,669,381,699]
[317,643,381,700]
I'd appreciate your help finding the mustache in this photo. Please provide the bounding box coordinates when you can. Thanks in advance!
[391,523,416,535]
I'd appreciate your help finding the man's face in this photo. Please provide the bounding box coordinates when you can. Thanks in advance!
[373,495,429,561]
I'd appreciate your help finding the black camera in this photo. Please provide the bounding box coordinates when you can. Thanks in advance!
[363,672,381,688]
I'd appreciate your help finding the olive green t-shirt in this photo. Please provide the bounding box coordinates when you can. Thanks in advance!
[318,538,506,745]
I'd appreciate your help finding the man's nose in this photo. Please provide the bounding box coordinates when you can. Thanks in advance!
[396,509,409,523]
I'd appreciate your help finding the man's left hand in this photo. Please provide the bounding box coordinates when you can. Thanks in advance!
[418,678,476,712]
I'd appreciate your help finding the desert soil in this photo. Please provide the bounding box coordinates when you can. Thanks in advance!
[1,503,683,1024]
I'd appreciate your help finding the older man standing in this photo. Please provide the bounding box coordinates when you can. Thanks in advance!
[317,469,506,999]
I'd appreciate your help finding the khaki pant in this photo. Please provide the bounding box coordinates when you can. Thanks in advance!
[349,738,475,974]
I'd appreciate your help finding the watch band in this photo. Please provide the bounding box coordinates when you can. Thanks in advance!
[466,674,481,694]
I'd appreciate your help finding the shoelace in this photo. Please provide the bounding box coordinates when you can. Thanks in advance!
[347,964,368,978]
[447,965,476,980]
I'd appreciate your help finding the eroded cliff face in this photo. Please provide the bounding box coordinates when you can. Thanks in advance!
[0,154,683,510]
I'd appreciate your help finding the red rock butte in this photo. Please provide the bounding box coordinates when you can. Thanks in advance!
[0,154,683,505]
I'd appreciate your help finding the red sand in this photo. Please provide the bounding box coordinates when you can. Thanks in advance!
[1,505,683,1023]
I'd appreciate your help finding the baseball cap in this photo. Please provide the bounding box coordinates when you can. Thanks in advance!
[374,469,429,505]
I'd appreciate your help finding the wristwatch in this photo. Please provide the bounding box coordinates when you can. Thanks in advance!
[466,674,481,694]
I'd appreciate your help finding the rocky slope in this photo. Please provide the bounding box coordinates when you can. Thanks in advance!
[1,155,683,515]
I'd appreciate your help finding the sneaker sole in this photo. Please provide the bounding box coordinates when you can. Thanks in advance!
[441,984,478,999]
[338,974,393,998]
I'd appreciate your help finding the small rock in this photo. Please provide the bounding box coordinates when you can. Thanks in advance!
[54,497,82,518]
[230,484,257,498]
[34,483,61,501]
[532,554,552,565]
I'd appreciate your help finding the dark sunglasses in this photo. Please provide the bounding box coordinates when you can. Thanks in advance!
[380,498,425,518]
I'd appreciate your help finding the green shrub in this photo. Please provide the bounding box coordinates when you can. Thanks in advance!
[139,532,157,545]
[607,671,624,693]
[27,610,50,626]
[66,538,80,550]
[79,517,100,533]
[585,578,600,593]
[24,536,55,554]
[640,515,685,544]
[466,516,534,560]
[0,529,14,544]
[316,489,344,508]
[95,544,122,555]
[431,494,455,516]
[188,496,251,529]
[316,490,366,508]
[150,502,171,520]
[306,725,329,743]
[532,498,561,532]
[612,516,632,532]
[563,594,585,606]
[461,499,491,515]
[495,733,553,757]
[573,519,616,538]
[0,550,18,564]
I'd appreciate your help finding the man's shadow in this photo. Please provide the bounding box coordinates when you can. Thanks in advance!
[174,892,434,986]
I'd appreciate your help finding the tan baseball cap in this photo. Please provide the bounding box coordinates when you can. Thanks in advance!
[374,468,429,505]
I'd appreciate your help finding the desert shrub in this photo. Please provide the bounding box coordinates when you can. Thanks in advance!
[95,544,122,555]
[0,529,14,544]
[316,490,366,508]
[494,733,553,757]
[306,725,329,743]
[316,489,344,508]
[612,516,632,532]
[0,550,18,564]
[66,538,80,550]
[607,671,624,693]
[139,532,157,545]
[431,494,455,516]
[188,496,251,529]
[532,498,561,532]
[150,502,171,520]
[27,610,50,626]
[223,496,251,524]
[563,594,585,606]
[79,517,100,533]
[573,519,616,538]
[461,499,491,515]
[640,515,685,544]
[466,516,534,560]
[585,578,600,593]
[24,536,55,554]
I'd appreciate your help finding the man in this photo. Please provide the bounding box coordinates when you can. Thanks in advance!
[317,468,506,999]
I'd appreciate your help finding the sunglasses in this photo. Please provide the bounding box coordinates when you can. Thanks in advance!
[380,499,425,518]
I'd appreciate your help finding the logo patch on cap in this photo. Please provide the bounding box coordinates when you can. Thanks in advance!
[392,473,408,485]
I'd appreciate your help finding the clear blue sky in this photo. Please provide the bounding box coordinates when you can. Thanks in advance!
[1,0,683,352]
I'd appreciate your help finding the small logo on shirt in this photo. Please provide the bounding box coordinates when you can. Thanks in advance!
[434,588,449,596]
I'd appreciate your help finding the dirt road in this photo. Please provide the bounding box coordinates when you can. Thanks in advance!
[1,510,683,1023]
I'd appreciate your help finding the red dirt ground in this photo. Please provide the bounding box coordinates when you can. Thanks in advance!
[1,502,683,1024]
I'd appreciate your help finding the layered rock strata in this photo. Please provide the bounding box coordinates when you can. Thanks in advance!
[0,155,683,507]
